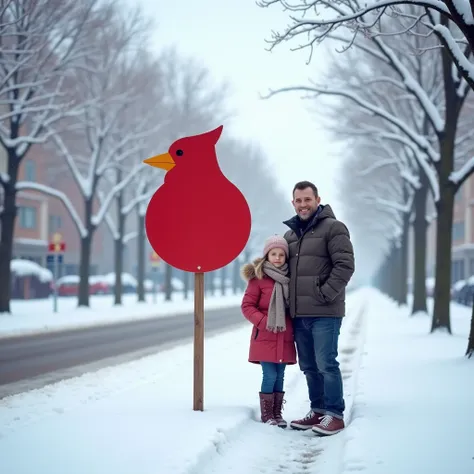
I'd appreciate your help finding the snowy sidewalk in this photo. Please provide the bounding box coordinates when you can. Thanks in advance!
[340,291,474,474]
[0,290,244,338]
[0,290,367,474]
[0,288,472,474]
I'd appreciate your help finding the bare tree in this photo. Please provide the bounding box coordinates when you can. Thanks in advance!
[159,47,233,138]
[20,3,161,307]
[261,5,473,333]
[101,165,157,305]
[98,52,167,305]
[320,45,437,314]
[339,136,405,288]
[258,0,474,90]
[0,0,101,313]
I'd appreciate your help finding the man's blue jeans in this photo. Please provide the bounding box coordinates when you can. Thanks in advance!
[293,316,345,419]
[260,362,286,393]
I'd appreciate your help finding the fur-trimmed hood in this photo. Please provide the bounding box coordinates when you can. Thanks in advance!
[241,257,265,281]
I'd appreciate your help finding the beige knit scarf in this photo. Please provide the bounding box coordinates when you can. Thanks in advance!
[262,261,290,333]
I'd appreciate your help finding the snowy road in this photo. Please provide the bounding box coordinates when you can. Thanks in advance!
[0,305,244,398]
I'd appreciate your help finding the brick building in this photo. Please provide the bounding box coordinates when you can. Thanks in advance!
[450,175,474,283]
[424,174,474,284]
[0,142,110,277]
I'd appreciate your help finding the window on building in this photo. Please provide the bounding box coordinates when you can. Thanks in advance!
[469,258,474,278]
[64,264,78,276]
[24,159,36,181]
[452,221,465,242]
[18,206,37,229]
[455,188,463,202]
[452,260,465,283]
[49,215,62,233]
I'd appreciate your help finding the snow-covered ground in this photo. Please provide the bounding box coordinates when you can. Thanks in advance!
[0,288,472,474]
[0,290,244,339]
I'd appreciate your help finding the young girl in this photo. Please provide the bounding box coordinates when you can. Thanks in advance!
[241,235,297,427]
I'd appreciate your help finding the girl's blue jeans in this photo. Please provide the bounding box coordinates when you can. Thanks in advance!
[260,362,287,393]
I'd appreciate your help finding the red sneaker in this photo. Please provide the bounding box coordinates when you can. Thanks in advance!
[311,415,345,436]
[290,410,322,430]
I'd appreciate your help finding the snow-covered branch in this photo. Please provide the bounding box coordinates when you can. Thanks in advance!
[263,84,438,162]
[0,0,101,160]
[356,158,399,177]
[324,27,445,134]
[258,0,474,94]
[450,156,474,187]
[121,189,153,216]
[15,181,87,238]
[369,131,440,201]
[123,231,138,244]
[431,23,474,91]
[258,1,451,38]
[91,165,142,227]
[97,190,119,240]
[47,129,90,197]
[376,197,413,214]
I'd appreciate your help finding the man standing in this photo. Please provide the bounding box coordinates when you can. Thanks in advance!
[283,181,355,436]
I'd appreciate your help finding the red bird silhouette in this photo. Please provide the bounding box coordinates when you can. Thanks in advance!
[143,125,251,273]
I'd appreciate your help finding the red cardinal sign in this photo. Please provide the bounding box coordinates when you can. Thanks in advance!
[143,125,251,273]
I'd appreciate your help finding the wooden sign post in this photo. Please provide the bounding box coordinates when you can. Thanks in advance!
[194,272,204,410]
[143,125,251,411]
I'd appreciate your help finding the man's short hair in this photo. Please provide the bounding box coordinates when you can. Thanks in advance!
[292,181,318,198]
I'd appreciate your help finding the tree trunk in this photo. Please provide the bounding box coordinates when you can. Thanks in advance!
[387,242,399,301]
[431,34,463,334]
[209,271,215,297]
[114,184,125,306]
[233,257,240,294]
[164,263,172,301]
[444,2,474,74]
[78,234,93,307]
[183,271,189,300]
[466,301,474,358]
[399,212,409,306]
[377,249,390,296]
[0,153,19,313]
[136,211,145,302]
[78,198,94,307]
[411,173,429,315]
[114,235,123,305]
[0,189,16,313]
[221,266,227,295]
[391,243,401,303]
[431,184,454,333]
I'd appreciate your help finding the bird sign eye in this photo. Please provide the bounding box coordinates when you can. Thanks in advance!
[176,149,184,157]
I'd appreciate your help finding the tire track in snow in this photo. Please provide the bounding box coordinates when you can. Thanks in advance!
[186,294,369,474]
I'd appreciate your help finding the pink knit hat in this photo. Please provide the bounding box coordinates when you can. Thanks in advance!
[263,235,289,258]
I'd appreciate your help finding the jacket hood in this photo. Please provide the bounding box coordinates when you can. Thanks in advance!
[241,257,265,281]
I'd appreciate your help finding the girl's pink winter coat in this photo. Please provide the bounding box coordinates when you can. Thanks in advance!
[240,259,297,365]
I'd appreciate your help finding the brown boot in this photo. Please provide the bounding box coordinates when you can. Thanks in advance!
[259,392,278,425]
[273,392,287,428]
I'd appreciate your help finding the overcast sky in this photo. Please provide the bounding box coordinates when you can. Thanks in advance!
[135,0,346,220]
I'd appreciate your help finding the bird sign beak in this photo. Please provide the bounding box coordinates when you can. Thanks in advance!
[143,152,176,171]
